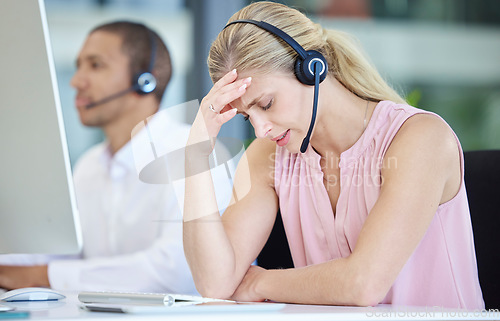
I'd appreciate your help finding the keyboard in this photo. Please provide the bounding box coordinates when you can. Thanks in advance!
[78,291,228,306]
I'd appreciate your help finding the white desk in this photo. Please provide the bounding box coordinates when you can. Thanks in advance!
[1,293,498,321]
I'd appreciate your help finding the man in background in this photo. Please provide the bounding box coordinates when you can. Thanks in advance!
[0,21,203,294]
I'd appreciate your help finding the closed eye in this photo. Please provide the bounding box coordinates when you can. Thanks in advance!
[238,98,272,121]
[261,99,273,111]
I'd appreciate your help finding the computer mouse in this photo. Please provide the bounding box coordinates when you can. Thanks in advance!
[0,287,65,301]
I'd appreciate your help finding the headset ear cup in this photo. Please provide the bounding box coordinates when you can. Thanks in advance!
[294,50,327,86]
[294,58,310,85]
[133,72,157,95]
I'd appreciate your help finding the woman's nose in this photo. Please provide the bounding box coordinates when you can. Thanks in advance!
[251,114,272,139]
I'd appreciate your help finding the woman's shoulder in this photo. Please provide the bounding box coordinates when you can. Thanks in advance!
[396,112,458,154]
[386,112,460,183]
[376,101,458,157]
[382,110,462,204]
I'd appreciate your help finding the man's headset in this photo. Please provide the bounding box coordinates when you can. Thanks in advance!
[223,19,328,153]
[85,30,158,109]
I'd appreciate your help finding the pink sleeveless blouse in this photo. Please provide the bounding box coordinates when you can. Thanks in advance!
[274,100,484,309]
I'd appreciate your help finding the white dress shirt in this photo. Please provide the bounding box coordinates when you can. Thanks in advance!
[0,111,235,294]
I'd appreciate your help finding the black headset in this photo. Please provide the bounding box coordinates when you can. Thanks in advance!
[223,20,327,153]
[134,30,157,95]
[85,29,158,109]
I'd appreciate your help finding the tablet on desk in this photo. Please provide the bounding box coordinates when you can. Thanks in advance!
[78,291,285,314]
[78,291,227,306]
[81,301,285,314]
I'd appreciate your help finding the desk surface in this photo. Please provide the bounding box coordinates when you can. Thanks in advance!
[0,292,498,321]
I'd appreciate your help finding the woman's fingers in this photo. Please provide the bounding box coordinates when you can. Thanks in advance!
[219,104,233,114]
[203,72,251,121]
[212,79,251,112]
[191,69,251,144]
[219,107,238,124]
[208,80,251,117]
[211,69,238,92]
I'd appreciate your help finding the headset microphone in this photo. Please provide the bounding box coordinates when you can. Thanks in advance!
[85,87,135,109]
[223,20,327,153]
[300,61,321,153]
[85,30,158,109]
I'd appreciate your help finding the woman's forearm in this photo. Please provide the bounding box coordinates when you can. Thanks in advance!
[253,257,382,306]
[182,70,252,299]
[183,152,240,298]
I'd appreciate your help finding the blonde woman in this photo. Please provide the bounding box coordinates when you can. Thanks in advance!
[183,1,483,309]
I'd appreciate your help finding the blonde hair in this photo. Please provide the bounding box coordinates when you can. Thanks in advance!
[208,1,406,104]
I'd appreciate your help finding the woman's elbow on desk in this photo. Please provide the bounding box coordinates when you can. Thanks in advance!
[193,272,241,300]
[319,266,388,307]
[197,284,236,301]
[337,257,392,307]
[347,274,389,307]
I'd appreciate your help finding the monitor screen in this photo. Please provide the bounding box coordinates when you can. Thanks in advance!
[0,0,82,254]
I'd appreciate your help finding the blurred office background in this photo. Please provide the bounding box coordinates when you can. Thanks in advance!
[43,0,500,167]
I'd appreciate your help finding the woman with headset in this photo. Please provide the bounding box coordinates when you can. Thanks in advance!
[183,1,483,309]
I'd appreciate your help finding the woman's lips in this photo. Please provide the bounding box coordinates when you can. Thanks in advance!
[273,129,290,147]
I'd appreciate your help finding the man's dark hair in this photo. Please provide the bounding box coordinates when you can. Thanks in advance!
[91,21,172,104]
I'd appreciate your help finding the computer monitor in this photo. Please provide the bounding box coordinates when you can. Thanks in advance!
[0,0,82,254]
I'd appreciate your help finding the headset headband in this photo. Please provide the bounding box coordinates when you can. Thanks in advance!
[224,20,307,60]
[147,30,157,73]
